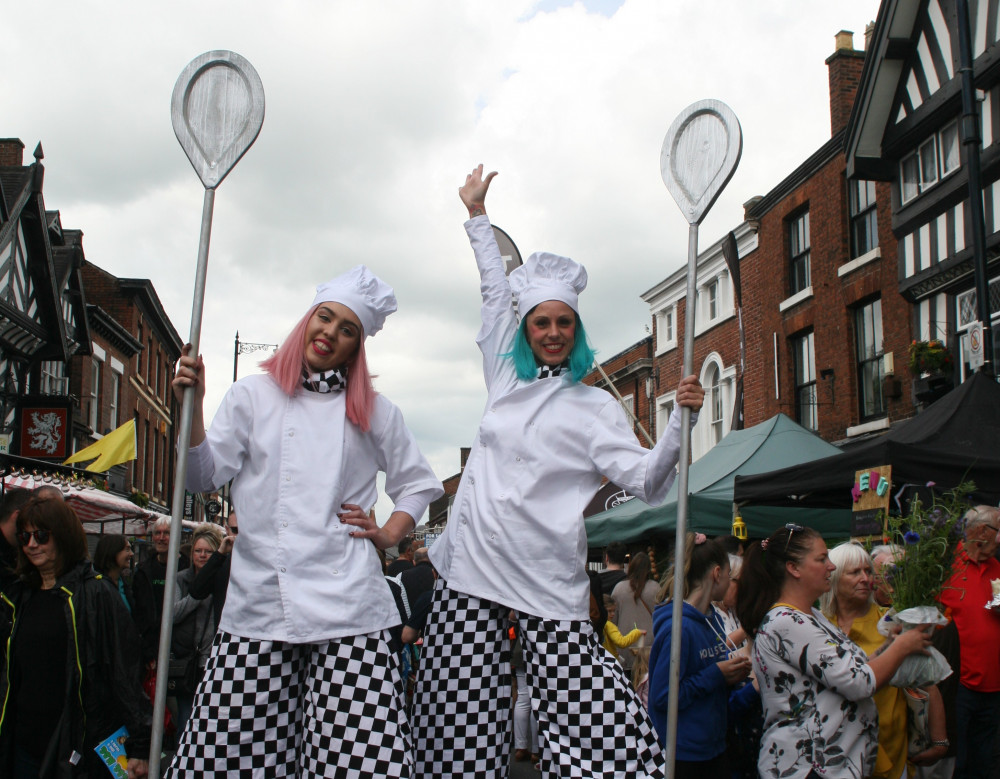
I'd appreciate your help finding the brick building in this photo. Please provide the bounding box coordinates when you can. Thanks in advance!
[643,224,756,459]
[647,31,919,449]
[581,335,655,448]
[80,261,183,511]
[1,135,183,514]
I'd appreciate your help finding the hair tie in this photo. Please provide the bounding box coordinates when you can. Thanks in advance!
[694,532,707,545]
[760,538,770,551]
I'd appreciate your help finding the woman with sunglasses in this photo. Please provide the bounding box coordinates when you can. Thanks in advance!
[0,496,151,779]
[736,525,932,779]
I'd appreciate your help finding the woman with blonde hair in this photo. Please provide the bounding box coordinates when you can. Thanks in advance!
[170,522,225,733]
[820,541,948,777]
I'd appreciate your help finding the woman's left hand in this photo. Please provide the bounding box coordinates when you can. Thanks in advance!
[127,758,148,778]
[340,504,392,548]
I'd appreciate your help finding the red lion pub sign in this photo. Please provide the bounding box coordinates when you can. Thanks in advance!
[15,397,73,460]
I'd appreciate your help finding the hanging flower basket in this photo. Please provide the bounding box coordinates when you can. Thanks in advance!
[908,340,953,375]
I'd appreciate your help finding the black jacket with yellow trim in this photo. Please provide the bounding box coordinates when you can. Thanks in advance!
[0,559,151,777]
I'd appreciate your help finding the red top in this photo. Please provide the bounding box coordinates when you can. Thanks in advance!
[940,544,1000,691]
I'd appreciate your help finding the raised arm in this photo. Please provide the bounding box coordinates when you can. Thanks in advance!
[460,164,497,219]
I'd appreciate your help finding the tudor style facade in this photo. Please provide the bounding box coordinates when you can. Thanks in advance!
[847,0,1000,384]
[0,140,91,458]
[1,136,183,513]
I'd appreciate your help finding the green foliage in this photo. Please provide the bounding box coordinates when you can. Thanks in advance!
[885,481,974,611]
[908,339,953,374]
[129,489,150,508]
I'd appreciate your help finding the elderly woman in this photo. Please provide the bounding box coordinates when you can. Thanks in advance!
[168,267,442,777]
[93,533,135,612]
[170,522,225,734]
[0,496,150,779]
[736,525,932,779]
[412,166,705,778]
[820,542,910,778]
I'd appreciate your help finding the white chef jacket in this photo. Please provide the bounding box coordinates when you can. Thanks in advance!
[185,374,443,643]
[429,216,695,622]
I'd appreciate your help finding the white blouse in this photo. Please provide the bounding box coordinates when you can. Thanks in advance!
[753,605,878,779]
[429,215,694,621]
[185,374,442,643]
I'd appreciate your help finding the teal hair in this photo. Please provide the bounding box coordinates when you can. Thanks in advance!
[505,311,596,383]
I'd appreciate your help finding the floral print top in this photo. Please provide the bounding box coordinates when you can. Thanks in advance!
[753,605,877,779]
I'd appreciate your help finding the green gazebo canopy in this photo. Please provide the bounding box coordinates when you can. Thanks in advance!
[585,413,852,546]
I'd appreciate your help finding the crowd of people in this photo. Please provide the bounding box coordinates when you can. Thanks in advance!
[0,162,996,779]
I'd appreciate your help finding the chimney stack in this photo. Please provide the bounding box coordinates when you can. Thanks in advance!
[0,138,25,167]
[826,30,866,137]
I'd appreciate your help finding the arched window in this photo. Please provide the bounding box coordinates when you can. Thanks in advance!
[707,364,724,445]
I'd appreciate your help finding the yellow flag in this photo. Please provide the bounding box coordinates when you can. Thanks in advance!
[63,419,137,472]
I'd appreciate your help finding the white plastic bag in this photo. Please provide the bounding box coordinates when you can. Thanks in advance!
[876,606,953,688]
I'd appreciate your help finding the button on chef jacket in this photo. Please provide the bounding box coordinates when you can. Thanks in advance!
[430,215,696,623]
[185,374,443,643]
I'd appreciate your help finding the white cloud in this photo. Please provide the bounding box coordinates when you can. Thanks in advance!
[6,0,881,521]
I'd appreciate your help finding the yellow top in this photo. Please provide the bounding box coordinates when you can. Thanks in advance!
[832,604,908,779]
[603,621,643,659]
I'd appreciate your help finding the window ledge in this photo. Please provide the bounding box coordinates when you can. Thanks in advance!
[837,247,881,277]
[656,341,678,356]
[845,417,890,437]
[779,287,813,312]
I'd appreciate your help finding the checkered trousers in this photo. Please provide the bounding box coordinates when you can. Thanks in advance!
[411,581,666,778]
[166,629,413,778]
[410,582,513,777]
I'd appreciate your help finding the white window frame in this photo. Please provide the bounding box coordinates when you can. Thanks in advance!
[88,357,101,432]
[656,306,677,353]
[39,361,69,395]
[792,331,817,432]
[900,121,962,204]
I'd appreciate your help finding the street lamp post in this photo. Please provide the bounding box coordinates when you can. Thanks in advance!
[233,331,278,383]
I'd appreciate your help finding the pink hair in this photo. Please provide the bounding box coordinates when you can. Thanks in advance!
[259,304,377,432]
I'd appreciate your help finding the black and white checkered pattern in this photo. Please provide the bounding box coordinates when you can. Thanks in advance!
[411,581,513,778]
[520,614,665,778]
[537,362,567,379]
[412,582,665,778]
[167,629,413,778]
[302,367,348,393]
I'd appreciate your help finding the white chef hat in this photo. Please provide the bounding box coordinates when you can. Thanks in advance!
[509,251,588,316]
[311,265,397,337]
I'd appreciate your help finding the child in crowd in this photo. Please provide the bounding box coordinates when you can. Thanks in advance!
[602,594,645,662]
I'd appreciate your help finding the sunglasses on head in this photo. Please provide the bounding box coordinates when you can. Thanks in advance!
[784,523,805,552]
[18,529,51,546]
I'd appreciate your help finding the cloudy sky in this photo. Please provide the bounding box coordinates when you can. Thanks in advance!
[7,0,880,520]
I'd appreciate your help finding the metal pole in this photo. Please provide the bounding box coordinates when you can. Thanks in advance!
[593,360,655,446]
[956,0,995,376]
[233,331,240,383]
[665,222,699,776]
[148,187,215,777]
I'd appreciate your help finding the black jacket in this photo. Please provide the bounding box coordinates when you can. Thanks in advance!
[0,560,152,777]
[131,555,168,665]
[188,550,231,628]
